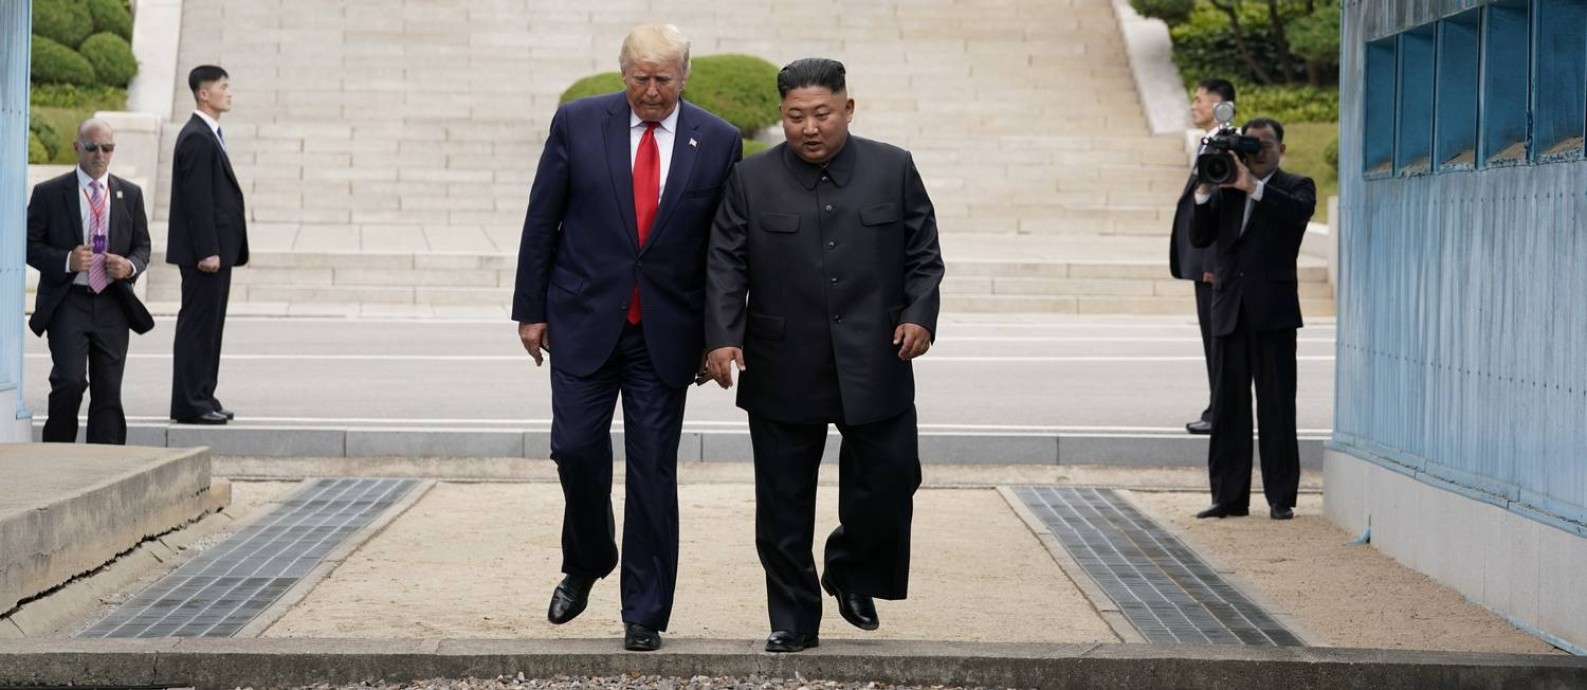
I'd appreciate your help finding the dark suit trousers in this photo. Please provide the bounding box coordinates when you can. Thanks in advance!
[748,405,922,634]
[1208,316,1300,510]
[1195,279,1217,422]
[549,322,685,631]
[170,266,231,420]
[44,287,130,444]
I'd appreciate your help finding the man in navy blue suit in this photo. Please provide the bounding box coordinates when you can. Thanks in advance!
[513,24,742,652]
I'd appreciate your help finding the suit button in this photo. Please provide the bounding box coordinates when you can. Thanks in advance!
[824,204,833,212]
[619,303,628,310]
[826,241,836,250]
[830,277,839,284]
[833,315,842,323]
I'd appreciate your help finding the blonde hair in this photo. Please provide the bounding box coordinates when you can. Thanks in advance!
[618,24,691,77]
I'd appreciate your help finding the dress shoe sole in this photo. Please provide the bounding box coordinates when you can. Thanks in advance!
[821,574,879,631]
[623,638,660,652]
[765,637,819,653]
[174,417,227,425]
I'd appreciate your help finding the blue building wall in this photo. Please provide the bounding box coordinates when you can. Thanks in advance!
[1,0,31,437]
[1336,0,1587,535]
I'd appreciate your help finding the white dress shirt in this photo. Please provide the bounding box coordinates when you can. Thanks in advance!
[194,109,226,150]
[69,168,136,283]
[629,106,679,198]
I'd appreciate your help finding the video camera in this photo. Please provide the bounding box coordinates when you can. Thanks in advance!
[1196,101,1263,186]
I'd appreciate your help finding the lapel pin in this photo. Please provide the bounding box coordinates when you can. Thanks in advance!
[115,190,123,199]
[688,138,698,148]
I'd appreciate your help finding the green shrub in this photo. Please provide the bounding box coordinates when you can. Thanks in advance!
[560,54,782,138]
[87,0,134,40]
[744,139,770,157]
[1323,135,1339,176]
[31,35,98,86]
[1130,0,1195,24]
[29,111,64,160]
[33,0,94,48]
[30,82,127,109]
[1236,84,1338,124]
[1171,2,1312,87]
[29,131,50,164]
[79,32,137,87]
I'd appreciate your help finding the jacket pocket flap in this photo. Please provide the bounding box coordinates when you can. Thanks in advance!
[759,212,800,233]
[860,203,900,226]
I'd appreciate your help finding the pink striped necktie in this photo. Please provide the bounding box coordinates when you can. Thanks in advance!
[88,181,110,293]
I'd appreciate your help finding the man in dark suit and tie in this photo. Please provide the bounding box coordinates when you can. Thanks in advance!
[1172,78,1236,436]
[168,64,248,425]
[26,119,154,444]
[513,24,742,652]
[704,58,945,654]
[1190,117,1316,521]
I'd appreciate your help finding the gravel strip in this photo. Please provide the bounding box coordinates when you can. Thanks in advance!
[280,674,1027,690]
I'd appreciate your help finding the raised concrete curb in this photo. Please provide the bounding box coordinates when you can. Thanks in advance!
[0,446,224,614]
[41,424,1327,466]
[0,639,1582,690]
[1108,0,1190,136]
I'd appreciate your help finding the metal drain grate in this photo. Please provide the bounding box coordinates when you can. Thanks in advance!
[1015,486,1303,646]
[80,478,418,638]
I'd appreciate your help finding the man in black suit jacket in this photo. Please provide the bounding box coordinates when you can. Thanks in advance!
[26,119,154,444]
[1172,78,1236,435]
[1189,117,1317,521]
[513,25,742,652]
[705,58,945,654]
[168,65,248,425]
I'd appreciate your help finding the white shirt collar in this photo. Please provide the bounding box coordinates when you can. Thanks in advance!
[630,104,680,133]
[194,110,223,137]
[75,167,109,189]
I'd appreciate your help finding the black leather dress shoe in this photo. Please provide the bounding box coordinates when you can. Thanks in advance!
[765,630,819,653]
[821,572,879,631]
[623,623,661,651]
[1195,503,1250,519]
[176,411,228,425]
[1270,506,1295,520]
[216,408,236,420]
[1185,419,1212,435]
[546,574,596,624]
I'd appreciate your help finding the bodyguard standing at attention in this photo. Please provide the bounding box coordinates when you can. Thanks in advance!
[513,24,742,652]
[1190,117,1316,521]
[704,58,945,654]
[26,119,154,444]
[168,65,248,425]
[1172,78,1236,436]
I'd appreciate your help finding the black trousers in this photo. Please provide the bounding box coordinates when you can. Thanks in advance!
[43,287,130,445]
[1207,317,1299,510]
[549,322,687,631]
[1194,279,1217,423]
[170,266,231,420]
[749,405,922,634]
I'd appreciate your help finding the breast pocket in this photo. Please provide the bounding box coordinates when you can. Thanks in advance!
[759,212,800,234]
[860,203,899,227]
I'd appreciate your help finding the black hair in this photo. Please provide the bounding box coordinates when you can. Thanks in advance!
[1242,117,1285,143]
[1197,77,1236,103]
[777,58,846,98]
[188,65,229,94]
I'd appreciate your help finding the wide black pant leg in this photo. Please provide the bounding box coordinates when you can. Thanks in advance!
[1252,327,1300,509]
[826,406,922,600]
[748,413,828,635]
[44,290,129,444]
[171,266,230,420]
[549,323,685,631]
[1194,279,1217,423]
[1208,318,1255,509]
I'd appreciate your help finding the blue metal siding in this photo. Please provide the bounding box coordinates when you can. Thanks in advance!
[1338,0,1587,535]
[1,0,30,420]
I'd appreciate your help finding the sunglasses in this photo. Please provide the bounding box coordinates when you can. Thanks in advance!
[80,142,116,153]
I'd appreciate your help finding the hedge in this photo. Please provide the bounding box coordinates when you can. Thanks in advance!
[1170,2,1311,87]
[31,35,98,86]
[29,112,64,160]
[29,132,50,164]
[560,54,781,138]
[88,0,133,41]
[1235,84,1338,124]
[79,32,137,87]
[30,83,127,109]
[33,0,93,49]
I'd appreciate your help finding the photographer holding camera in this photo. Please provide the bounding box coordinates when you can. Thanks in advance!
[1189,116,1317,522]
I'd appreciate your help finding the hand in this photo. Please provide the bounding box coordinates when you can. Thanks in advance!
[694,351,711,386]
[518,322,550,366]
[69,245,92,273]
[706,346,745,389]
[198,255,221,273]
[104,253,133,280]
[893,323,932,361]
[1202,271,1216,284]
[1219,152,1255,193]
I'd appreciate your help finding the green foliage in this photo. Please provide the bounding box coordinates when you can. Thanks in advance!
[1278,121,1339,213]
[1287,4,1340,64]
[1322,134,1339,175]
[29,112,64,160]
[1131,0,1195,24]
[743,139,770,157]
[31,35,98,86]
[1169,1,1337,87]
[30,83,127,109]
[33,0,94,48]
[560,54,782,138]
[87,0,134,40]
[29,132,50,164]
[79,32,137,87]
[1236,84,1338,123]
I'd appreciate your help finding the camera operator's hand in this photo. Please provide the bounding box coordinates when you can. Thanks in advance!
[1219,152,1257,194]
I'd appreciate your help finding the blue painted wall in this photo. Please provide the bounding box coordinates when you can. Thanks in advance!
[1336,0,1587,535]
[1,0,30,433]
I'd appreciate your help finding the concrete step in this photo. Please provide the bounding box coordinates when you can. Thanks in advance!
[943,293,1338,316]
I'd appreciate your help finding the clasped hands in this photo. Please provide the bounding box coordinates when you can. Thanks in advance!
[69,245,134,280]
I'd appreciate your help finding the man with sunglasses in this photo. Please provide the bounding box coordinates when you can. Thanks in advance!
[26,119,154,444]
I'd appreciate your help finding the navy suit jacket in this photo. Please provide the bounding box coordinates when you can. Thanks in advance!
[514,92,743,387]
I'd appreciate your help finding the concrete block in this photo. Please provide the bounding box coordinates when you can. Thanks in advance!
[920,433,1057,464]
[166,426,346,457]
[1059,434,1206,466]
[1536,522,1587,649]
[334,268,497,288]
[345,429,525,458]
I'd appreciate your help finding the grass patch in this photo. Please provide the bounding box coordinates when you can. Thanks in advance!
[30,85,126,164]
[1279,121,1338,221]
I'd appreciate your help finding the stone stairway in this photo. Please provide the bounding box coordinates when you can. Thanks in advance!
[143,0,1333,317]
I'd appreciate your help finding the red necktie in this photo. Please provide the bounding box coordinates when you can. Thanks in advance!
[628,122,659,325]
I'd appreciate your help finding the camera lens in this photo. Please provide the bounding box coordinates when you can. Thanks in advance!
[1201,155,1233,185]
